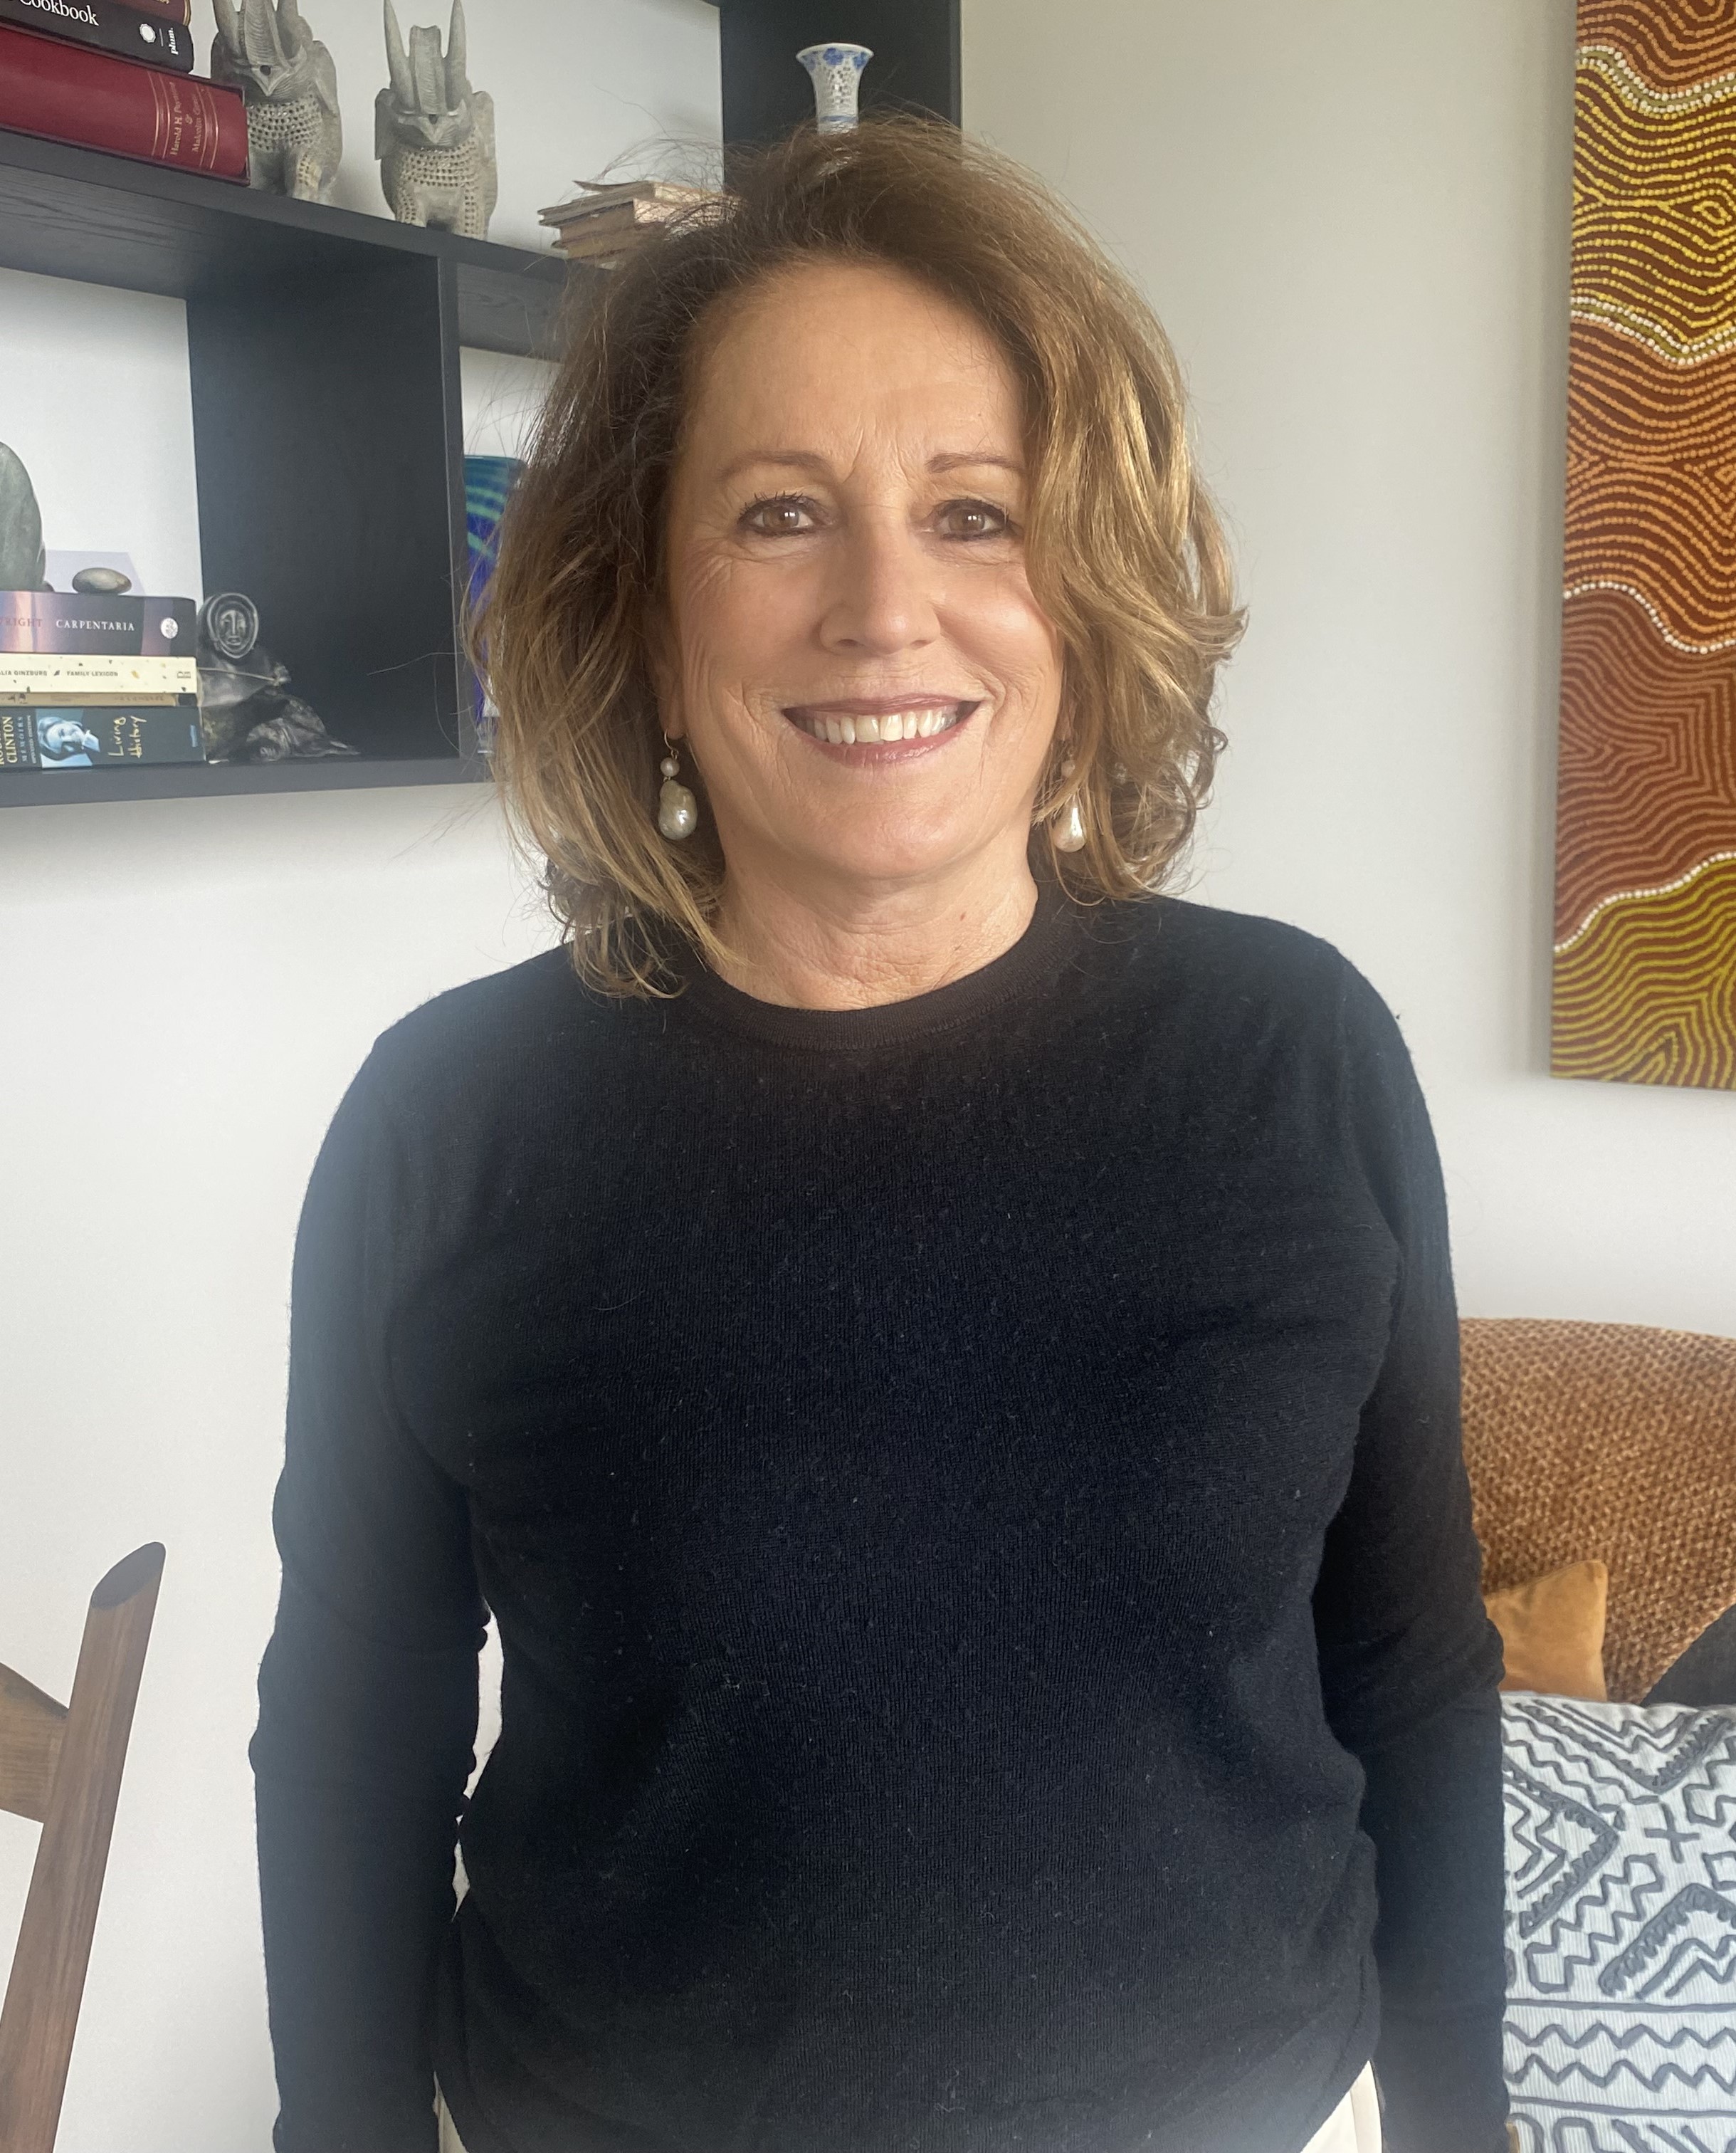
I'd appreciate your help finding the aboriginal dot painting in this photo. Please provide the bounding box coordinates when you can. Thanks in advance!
[1552,0,1736,1089]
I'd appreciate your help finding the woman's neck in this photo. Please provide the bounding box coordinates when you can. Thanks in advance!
[706,857,1043,1011]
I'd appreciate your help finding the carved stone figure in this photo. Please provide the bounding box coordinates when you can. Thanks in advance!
[0,443,47,591]
[377,0,496,239]
[194,591,356,762]
[210,0,342,204]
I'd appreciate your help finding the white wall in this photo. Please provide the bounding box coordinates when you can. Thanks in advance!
[0,272,204,597]
[963,0,1735,1336]
[0,6,715,2149]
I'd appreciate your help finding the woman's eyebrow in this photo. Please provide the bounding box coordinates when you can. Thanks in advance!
[715,450,832,485]
[928,452,1025,477]
[714,449,1026,483]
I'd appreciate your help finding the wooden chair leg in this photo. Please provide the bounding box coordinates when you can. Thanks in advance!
[0,1544,164,2153]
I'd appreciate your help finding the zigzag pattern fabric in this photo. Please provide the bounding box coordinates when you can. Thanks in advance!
[1552,0,1736,1089]
[1502,1692,1736,2146]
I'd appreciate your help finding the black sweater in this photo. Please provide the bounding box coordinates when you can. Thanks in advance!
[252,881,1510,2153]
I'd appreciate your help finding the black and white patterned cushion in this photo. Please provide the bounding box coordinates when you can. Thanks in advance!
[1502,1692,1736,2148]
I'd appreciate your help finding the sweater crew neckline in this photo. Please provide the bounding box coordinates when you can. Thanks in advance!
[670,875,1080,1051]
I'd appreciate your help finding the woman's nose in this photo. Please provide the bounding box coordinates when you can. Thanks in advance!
[816,516,940,656]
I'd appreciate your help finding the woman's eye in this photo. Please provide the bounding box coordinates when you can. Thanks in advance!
[937,500,1011,540]
[742,497,816,536]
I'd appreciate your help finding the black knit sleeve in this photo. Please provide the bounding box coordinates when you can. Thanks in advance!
[1312,962,1510,2153]
[251,1052,486,2153]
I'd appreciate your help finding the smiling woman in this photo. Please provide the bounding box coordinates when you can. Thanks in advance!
[475,115,1241,1001]
[251,111,1512,2153]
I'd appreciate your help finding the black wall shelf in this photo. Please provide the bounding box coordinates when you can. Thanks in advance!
[0,125,586,810]
[2,0,960,812]
[718,1,959,164]
[0,755,479,810]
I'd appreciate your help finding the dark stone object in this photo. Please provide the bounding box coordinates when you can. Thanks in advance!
[228,691,356,761]
[70,565,133,594]
[0,441,47,590]
[194,589,356,760]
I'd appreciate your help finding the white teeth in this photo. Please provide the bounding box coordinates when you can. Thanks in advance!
[804,705,967,743]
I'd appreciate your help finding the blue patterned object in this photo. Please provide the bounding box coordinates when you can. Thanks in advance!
[463,455,522,758]
[796,42,873,132]
[1502,1692,1736,2149]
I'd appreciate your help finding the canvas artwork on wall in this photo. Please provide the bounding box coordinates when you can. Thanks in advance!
[1552,0,1736,1091]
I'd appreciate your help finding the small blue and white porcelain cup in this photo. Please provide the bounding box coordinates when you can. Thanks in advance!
[796,43,873,132]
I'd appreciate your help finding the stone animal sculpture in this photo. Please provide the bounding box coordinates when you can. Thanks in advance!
[210,0,342,204]
[377,0,496,239]
[0,443,47,591]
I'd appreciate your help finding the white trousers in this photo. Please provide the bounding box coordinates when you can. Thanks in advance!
[1303,2063,1384,2153]
[437,2061,1381,2153]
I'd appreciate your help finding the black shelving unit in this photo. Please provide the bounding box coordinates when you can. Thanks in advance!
[1,0,961,812]
[0,125,586,809]
[718,1,959,165]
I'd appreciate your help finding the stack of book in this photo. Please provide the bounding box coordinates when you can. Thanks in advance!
[0,0,248,179]
[537,179,725,268]
[1,590,206,770]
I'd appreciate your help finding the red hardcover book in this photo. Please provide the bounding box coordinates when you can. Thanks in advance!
[0,21,246,177]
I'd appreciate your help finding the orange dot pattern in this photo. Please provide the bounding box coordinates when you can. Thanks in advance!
[1553,856,1736,1089]
[1552,5,1736,1090]
[1572,70,1736,358]
[1576,0,1736,92]
[1564,326,1736,646]
[1555,588,1736,942]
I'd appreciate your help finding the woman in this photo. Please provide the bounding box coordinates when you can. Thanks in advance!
[252,117,1510,2153]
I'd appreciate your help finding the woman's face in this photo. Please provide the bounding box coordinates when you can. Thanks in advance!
[655,259,1066,903]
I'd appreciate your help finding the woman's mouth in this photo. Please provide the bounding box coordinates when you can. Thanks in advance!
[782,698,981,750]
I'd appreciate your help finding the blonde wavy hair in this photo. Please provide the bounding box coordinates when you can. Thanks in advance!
[475,112,1244,997]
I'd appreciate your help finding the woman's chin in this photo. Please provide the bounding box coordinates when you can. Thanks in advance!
[776,822,1001,891]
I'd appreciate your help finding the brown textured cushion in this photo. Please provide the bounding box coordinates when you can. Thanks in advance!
[1461,1320,1736,1702]
[1484,1559,1608,1700]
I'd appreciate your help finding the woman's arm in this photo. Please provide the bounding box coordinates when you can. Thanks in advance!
[251,1056,486,2153]
[1312,963,1510,2153]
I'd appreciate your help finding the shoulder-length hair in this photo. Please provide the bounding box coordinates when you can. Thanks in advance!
[475,112,1243,997]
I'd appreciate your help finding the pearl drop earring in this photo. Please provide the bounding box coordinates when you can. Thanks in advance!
[1053,755,1087,853]
[657,734,698,841]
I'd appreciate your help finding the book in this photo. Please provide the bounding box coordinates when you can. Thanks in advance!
[2,691,189,706]
[547,226,660,268]
[0,651,199,698]
[1,592,196,655]
[0,703,205,768]
[538,179,723,266]
[115,0,186,19]
[0,0,196,73]
[0,22,246,177]
[540,177,717,218]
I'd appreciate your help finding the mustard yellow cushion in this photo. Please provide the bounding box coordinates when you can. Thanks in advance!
[1484,1559,1608,1701]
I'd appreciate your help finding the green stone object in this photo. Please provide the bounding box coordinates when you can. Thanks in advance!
[0,442,46,592]
[71,565,133,595]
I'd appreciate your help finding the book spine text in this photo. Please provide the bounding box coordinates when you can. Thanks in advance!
[0,23,246,177]
[0,653,201,697]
